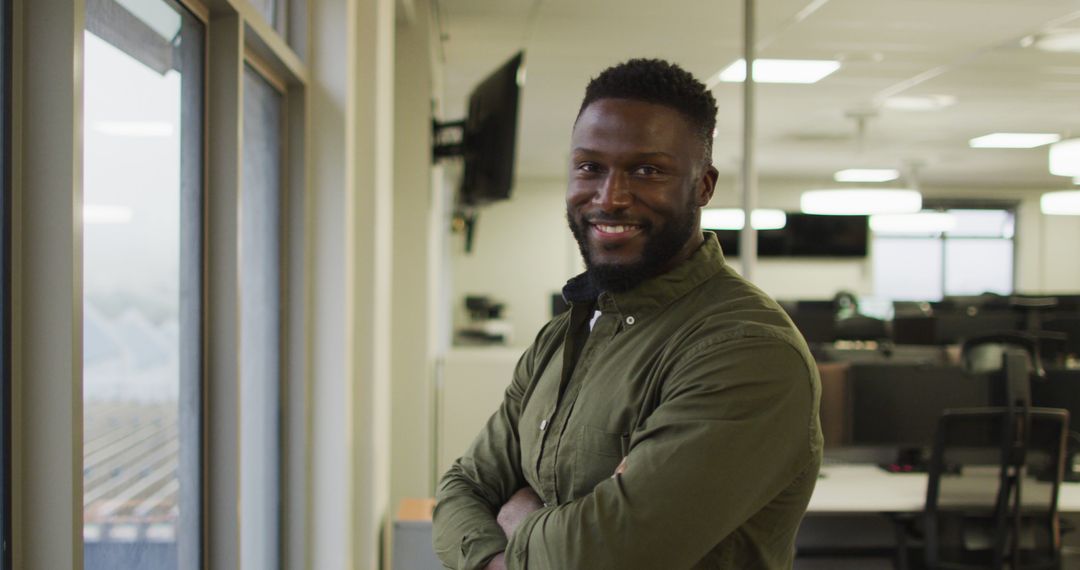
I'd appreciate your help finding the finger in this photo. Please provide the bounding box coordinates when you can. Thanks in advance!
[612,455,628,478]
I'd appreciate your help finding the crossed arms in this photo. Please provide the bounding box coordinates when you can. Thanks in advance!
[432,336,817,570]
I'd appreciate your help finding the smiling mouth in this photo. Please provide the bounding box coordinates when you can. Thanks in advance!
[593,223,640,234]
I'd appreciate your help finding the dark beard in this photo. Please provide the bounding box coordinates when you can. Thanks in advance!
[567,202,699,294]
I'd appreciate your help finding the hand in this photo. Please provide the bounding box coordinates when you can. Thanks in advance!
[482,552,507,570]
[496,487,544,538]
[612,455,628,478]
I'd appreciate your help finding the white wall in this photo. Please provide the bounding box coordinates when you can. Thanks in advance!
[1017,195,1080,293]
[448,176,1080,346]
[390,0,435,520]
[308,0,395,568]
[450,178,581,348]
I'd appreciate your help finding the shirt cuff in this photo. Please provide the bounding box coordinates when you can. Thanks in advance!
[504,506,552,570]
[459,529,508,570]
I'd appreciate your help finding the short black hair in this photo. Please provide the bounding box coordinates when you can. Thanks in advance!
[577,58,717,165]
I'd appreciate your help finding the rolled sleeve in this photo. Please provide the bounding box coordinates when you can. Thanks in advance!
[502,336,818,570]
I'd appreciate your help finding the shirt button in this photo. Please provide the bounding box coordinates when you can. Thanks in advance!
[625,316,635,325]
[540,419,549,430]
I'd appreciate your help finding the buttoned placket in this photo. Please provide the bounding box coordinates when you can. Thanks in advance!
[532,303,631,505]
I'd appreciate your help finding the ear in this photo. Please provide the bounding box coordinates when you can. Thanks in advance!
[696,164,719,207]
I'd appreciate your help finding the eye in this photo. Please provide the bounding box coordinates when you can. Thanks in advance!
[575,162,602,174]
[633,165,661,176]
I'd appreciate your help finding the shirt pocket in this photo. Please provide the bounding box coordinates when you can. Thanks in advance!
[571,424,629,498]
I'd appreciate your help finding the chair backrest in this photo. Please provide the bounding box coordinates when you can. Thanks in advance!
[924,407,1068,570]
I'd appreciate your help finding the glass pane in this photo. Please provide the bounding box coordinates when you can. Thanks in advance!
[240,64,283,570]
[82,1,202,568]
[872,237,944,302]
[945,209,1015,238]
[944,239,1014,296]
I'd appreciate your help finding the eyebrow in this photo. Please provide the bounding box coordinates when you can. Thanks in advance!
[571,148,678,161]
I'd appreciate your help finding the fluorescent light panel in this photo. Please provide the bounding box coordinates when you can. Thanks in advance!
[1031,31,1080,54]
[801,189,922,215]
[834,169,899,183]
[870,213,957,234]
[713,59,840,85]
[1040,191,1080,216]
[701,209,787,230]
[1050,138,1080,177]
[968,132,1061,149]
[882,94,956,111]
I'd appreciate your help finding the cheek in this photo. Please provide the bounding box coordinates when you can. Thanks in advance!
[566,183,593,208]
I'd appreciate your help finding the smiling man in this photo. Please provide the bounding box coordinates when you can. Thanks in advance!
[433,59,823,570]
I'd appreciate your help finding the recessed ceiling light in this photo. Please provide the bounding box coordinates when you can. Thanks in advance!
[834,169,900,183]
[801,189,922,215]
[701,209,787,230]
[968,132,1061,149]
[1050,139,1080,177]
[709,59,841,86]
[1031,30,1080,54]
[1040,191,1080,216]
[882,94,957,111]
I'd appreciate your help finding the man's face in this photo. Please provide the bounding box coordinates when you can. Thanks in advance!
[566,98,718,292]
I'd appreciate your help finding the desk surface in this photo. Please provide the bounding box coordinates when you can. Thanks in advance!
[810,464,1080,514]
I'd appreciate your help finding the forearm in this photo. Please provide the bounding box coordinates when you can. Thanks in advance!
[433,469,510,570]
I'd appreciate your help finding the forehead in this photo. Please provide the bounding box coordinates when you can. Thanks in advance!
[571,98,699,159]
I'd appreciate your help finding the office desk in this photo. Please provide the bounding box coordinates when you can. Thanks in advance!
[809,464,1080,514]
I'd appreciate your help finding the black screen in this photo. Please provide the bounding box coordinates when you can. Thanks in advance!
[712,213,868,258]
[460,52,523,206]
[849,364,991,447]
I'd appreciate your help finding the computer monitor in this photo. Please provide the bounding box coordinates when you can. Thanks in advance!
[1030,368,1080,480]
[1031,369,1080,432]
[786,300,836,344]
[934,311,1022,344]
[848,363,992,448]
[1044,316,1080,359]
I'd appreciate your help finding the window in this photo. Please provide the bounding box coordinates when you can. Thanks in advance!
[873,208,1016,302]
[82,1,203,568]
[239,61,285,569]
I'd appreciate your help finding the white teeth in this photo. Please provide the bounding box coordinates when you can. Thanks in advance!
[596,224,636,233]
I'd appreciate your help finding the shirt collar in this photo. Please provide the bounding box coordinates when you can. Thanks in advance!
[561,232,727,319]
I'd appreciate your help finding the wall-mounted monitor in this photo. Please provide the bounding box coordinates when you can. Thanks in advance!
[712,213,868,258]
[434,52,524,207]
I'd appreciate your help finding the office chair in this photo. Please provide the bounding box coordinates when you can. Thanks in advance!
[962,333,1045,378]
[894,349,1070,570]
[894,407,1069,570]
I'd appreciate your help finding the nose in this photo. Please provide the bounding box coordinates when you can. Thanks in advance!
[594,171,632,211]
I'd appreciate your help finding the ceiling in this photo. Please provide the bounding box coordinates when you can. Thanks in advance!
[434,0,1080,196]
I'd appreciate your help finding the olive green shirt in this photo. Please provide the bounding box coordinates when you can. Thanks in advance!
[433,233,823,569]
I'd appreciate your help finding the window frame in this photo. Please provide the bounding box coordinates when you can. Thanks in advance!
[13,0,310,566]
[0,0,12,566]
